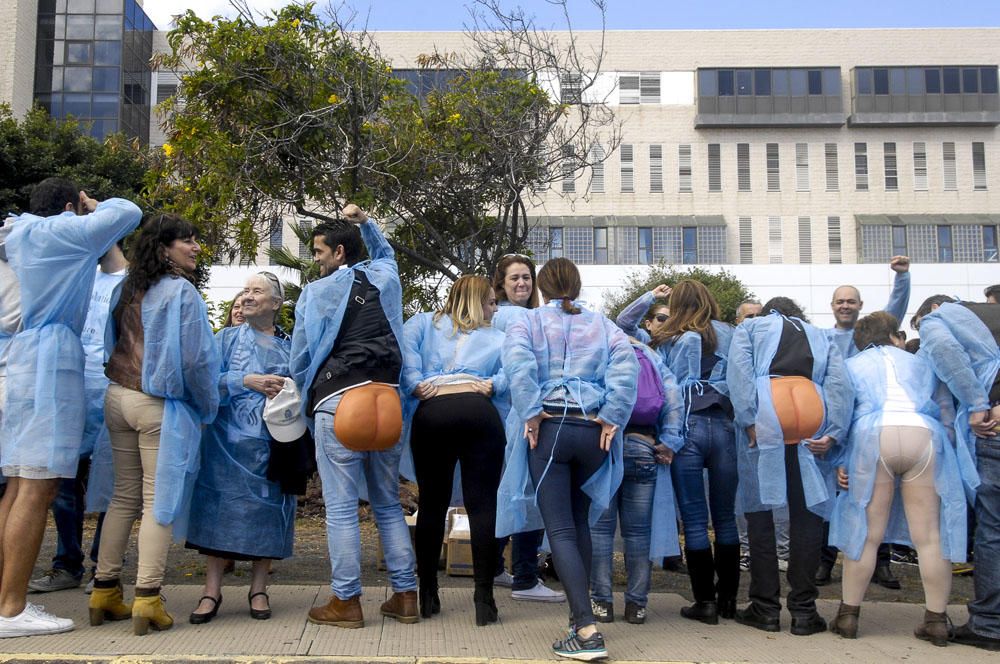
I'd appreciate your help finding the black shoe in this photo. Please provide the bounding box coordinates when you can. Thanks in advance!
[419,587,441,618]
[717,597,737,620]
[953,623,1000,651]
[591,599,614,623]
[872,564,901,590]
[814,561,834,586]
[680,600,718,625]
[662,555,686,573]
[624,602,646,624]
[474,586,498,627]
[791,613,828,636]
[189,595,221,625]
[248,591,271,620]
[735,604,780,632]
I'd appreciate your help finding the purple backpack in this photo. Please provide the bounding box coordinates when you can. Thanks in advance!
[629,346,665,427]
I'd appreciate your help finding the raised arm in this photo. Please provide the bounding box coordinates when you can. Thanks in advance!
[882,256,911,323]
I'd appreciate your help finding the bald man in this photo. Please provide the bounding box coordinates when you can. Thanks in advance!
[826,256,911,359]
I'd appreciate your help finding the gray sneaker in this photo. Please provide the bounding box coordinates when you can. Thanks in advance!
[28,569,81,593]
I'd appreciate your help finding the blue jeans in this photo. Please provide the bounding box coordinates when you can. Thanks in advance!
[671,408,739,550]
[970,435,1000,638]
[495,530,544,590]
[315,405,416,600]
[51,458,96,577]
[590,435,658,606]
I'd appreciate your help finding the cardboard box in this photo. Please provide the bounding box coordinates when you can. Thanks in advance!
[446,512,474,577]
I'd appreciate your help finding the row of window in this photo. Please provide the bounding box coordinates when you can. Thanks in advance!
[698,68,841,98]
[522,225,726,266]
[862,224,999,263]
[560,141,989,194]
[855,67,999,96]
[738,215,843,265]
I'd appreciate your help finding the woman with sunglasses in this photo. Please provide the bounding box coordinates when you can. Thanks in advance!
[829,311,970,645]
[615,284,671,346]
[488,254,565,603]
[498,258,638,660]
[185,272,295,625]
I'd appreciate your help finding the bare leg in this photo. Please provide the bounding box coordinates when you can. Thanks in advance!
[192,555,226,615]
[900,459,952,613]
[841,471,894,607]
[250,560,271,612]
[0,477,60,616]
[0,478,20,589]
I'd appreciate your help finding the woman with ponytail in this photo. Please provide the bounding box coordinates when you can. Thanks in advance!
[497,258,638,661]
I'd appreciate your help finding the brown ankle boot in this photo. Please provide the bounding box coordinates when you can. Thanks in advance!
[830,602,860,639]
[915,609,952,647]
[308,595,364,629]
[380,590,419,624]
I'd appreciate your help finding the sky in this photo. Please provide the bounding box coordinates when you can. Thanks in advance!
[141,0,999,33]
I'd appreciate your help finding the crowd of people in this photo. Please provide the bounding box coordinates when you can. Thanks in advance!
[0,179,998,661]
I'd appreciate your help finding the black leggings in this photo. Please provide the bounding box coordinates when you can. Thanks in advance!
[411,393,505,590]
[529,416,606,629]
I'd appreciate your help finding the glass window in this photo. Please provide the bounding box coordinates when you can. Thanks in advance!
[36,41,55,68]
[65,41,92,65]
[943,67,961,94]
[823,68,840,95]
[638,227,653,265]
[63,93,90,117]
[856,68,872,94]
[593,228,608,264]
[963,68,979,93]
[772,69,789,95]
[94,40,121,65]
[736,69,752,95]
[983,67,999,94]
[808,69,823,95]
[97,0,121,12]
[50,66,64,92]
[67,0,96,13]
[925,68,941,94]
[937,226,953,262]
[873,68,889,94]
[95,15,122,39]
[92,67,119,92]
[63,66,92,92]
[39,0,57,12]
[66,15,95,39]
[906,68,924,94]
[754,69,771,96]
[549,227,563,259]
[984,226,998,262]
[682,227,698,264]
[92,93,119,117]
[891,226,907,257]
[698,69,716,97]
[37,14,56,41]
[790,69,807,95]
[718,69,734,96]
[890,68,905,95]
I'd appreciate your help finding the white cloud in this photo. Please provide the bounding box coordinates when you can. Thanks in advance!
[142,0,292,31]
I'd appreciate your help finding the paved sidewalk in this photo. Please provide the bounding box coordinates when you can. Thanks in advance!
[0,586,991,663]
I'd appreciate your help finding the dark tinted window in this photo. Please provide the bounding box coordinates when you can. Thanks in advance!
[891,226,907,256]
[856,68,872,94]
[754,69,771,95]
[790,69,807,95]
[682,227,698,264]
[937,226,953,262]
[906,68,923,94]
[963,68,979,93]
[772,69,789,95]
[982,67,999,94]
[808,69,822,95]
[943,67,961,93]
[874,68,889,94]
[698,69,716,96]
[736,69,752,95]
[890,68,905,94]
[925,68,941,93]
[718,69,734,96]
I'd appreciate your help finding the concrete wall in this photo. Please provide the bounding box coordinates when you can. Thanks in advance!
[0,0,39,118]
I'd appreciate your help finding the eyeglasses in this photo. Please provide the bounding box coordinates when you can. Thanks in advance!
[500,253,532,261]
[257,271,284,301]
[652,314,669,323]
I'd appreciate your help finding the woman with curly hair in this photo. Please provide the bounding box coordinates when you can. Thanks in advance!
[88,213,220,635]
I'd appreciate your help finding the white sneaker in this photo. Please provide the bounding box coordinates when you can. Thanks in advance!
[512,580,566,603]
[0,603,74,638]
[494,570,514,588]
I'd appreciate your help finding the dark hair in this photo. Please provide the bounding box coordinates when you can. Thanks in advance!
[118,213,198,306]
[985,284,1000,302]
[29,177,78,217]
[644,302,669,321]
[312,222,364,266]
[223,293,244,328]
[853,311,899,351]
[911,294,956,330]
[536,257,582,314]
[905,338,921,354]
[657,280,719,352]
[492,254,540,309]
[761,296,809,323]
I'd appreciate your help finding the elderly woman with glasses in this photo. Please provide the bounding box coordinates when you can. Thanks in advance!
[184,271,295,624]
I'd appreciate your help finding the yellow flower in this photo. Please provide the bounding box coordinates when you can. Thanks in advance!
[327,93,340,104]
[447,112,461,123]
[162,143,174,157]
[291,18,301,28]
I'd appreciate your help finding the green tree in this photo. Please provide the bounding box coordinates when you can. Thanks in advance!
[0,105,151,215]
[603,264,755,325]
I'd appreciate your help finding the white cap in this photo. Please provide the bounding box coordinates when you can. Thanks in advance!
[263,378,307,443]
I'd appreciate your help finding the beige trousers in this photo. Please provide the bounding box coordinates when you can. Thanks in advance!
[96,383,173,589]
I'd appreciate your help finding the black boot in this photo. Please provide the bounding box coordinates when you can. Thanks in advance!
[473,584,498,626]
[680,547,718,625]
[419,576,440,619]
[714,542,741,620]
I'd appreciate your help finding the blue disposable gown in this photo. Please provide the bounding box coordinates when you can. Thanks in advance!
[632,340,685,560]
[82,269,126,512]
[918,301,999,486]
[186,325,296,559]
[1,199,140,477]
[491,301,529,333]
[105,276,221,533]
[659,320,734,433]
[727,312,852,519]
[615,291,656,346]
[496,301,639,537]
[398,313,509,481]
[829,346,973,562]
[826,271,911,359]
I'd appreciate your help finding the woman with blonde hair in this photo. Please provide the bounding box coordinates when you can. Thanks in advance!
[655,280,741,626]
[400,275,508,626]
